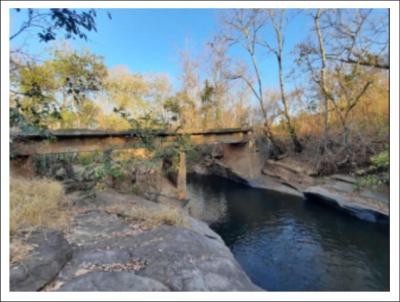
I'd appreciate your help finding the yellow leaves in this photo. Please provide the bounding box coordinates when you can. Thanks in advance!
[112,149,152,161]
[275,70,388,139]
[95,112,131,130]
[105,66,151,116]
[19,63,58,94]
[59,109,76,128]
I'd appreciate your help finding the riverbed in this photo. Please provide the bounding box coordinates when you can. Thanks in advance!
[187,174,389,291]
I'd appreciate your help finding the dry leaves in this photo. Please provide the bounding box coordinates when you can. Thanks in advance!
[77,258,147,275]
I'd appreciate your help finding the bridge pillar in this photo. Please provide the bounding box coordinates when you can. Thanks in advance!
[177,150,188,200]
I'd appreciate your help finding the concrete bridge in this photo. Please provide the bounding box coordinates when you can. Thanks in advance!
[10,128,253,200]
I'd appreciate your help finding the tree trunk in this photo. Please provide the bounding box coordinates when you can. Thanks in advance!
[277,55,303,153]
[315,9,330,154]
[263,122,283,156]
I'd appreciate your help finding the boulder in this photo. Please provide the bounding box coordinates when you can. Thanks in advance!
[58,225,260,291]
[54,167,67,180]
[71,165,88,181]
[127,225,261,291]
[59,272,169,291]
[262,159,315,188]
[45,193,261,291]
[10,229,72,291]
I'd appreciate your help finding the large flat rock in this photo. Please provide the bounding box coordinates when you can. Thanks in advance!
[127,225,261,291]
[59,272,169,291]
[207,161,304,198]
[10,229,72,291]
[44,192,262,292]
[304,185,389,223]
[56,222,260,291]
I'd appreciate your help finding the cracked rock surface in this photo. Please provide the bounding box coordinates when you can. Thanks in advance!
[12,190,260,291]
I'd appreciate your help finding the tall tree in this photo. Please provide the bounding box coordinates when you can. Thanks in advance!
[221,9,281,151]
[326,64,373,146]
[175,50,202,131]
[11,48,108,130]
[314,8,331,152]
[296,8,381,165]
[207,36,232,128]
[259,9,303,152]
[323,9,389,70]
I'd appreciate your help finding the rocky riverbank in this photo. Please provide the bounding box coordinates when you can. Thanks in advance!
[192,145,389,223]
[10,189,261,292]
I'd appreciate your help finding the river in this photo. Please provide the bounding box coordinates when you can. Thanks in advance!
[187,174,389,291]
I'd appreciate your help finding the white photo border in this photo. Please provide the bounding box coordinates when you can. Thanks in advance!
[1,1,399,301]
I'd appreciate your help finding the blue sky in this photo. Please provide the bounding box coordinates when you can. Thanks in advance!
[10,8,315,92]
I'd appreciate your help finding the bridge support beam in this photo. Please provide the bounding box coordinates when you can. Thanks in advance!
[10,128,252,201]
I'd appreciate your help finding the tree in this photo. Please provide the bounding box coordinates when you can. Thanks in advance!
[106,66,149,119]
[199,79,215,129]
[10,62,60,129]
[221,9,281,152]
[145,73,174,127]
[314,8,331,153]
[11,47,108,130]
[294,8,386,174]
[51,47,107,106]
[11,8,103,42]
[323,9,389,70]
[174,50,202,131]
[326,64,373,146]
[10,8,110,130]
[206,36,232,128]
[258,9,303,152]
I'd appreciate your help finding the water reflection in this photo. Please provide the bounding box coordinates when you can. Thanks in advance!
[188,174,389,291]
[187,179,228,224]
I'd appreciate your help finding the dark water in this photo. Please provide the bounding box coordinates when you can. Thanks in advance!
[187,174,389,291]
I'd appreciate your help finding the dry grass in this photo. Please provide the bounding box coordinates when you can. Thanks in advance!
[10,237,36,264]
[105,203,188,228]
[10,176,71,235]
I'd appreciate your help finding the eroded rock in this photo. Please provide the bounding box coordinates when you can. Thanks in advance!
[304,185,389,223]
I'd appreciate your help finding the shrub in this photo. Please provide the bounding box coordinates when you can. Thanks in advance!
[10,176,71,235]
[355,148,389,188]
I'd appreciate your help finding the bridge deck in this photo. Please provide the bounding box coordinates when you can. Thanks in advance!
[11,127,252,156]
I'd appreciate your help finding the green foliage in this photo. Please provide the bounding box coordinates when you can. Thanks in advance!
[113,107,168,131]
[11,62,60,129]
[32,153,75,178]
[163,97,181,115]
[370,149,389,170]
[12,9,104,42]
[355,148,389,189]
[11,48,107,130]
[200,80,215,105]
[91,151,124,182]
[185,146,202,166]
[51,48,108,104]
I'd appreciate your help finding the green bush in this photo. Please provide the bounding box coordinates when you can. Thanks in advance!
[356,148,389,188]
